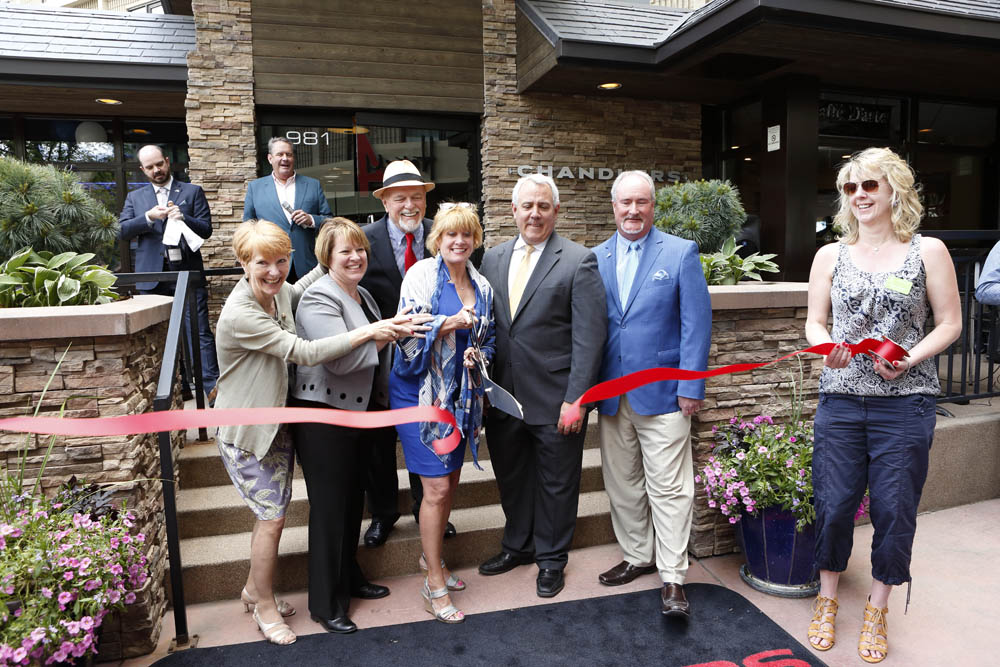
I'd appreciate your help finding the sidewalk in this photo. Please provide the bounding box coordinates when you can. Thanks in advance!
[122,498,999,667]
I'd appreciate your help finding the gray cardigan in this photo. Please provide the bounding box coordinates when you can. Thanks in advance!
[214,266,352,459]
[291,275,391,410]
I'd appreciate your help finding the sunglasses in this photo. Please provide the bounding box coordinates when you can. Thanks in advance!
[842,180,880,196]
[438,202,476,212]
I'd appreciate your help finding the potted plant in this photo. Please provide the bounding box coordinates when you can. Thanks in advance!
[699,413,819,597]
[654,179,746,253]
[700,236,779,285]
[0,248,118,308]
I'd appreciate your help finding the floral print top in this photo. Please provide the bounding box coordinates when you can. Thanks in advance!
[819,235,939,397]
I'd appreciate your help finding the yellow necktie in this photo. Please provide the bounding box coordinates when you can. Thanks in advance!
[509,244,535,314]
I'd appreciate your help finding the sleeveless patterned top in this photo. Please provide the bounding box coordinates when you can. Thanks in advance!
[818,235,939,397]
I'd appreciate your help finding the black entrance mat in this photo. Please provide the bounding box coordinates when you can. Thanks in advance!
[154,583,826,667]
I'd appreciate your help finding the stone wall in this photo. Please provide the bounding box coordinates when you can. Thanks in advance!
[186,0,256,312]
[481,0,702,248]
[0,297,179,659]
[689,284,824,557]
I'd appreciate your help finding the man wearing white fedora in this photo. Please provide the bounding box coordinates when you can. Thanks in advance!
[358,159,457,547]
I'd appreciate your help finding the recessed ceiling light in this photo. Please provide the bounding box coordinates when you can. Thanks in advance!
[730,145,740,150]
[918,128,933,133]
[130,129,150,135]
[329,126,369,134]
[95,98,123,105]
[597,82,622,90]
[841,154,852,159]
[744,157,752,162]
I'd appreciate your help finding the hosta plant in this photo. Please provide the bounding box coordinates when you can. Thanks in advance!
[700,236,779,285]
[0,248,118,308]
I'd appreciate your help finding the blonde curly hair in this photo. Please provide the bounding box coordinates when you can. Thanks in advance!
[833,147,923,245]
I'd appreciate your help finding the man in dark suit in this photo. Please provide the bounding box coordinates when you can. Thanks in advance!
[593,171,712,619]
[478,174,607,598]
[358,159,456,547]
[243,137,331,282]
[119,144,219,397]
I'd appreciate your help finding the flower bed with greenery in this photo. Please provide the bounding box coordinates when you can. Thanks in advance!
[698,414,816,531]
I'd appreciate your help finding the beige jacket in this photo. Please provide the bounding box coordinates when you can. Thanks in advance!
[214,266,351,459]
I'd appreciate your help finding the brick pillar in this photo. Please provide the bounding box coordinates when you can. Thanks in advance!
[186,0,257,311]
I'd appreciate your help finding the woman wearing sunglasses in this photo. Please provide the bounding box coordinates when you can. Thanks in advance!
[804,147,961,663]
[390,202,495,624]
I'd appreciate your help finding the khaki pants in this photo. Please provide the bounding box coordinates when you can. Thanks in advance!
[599,395,694,585]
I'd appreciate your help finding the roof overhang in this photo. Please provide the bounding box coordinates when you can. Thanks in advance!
[517,0,1000,104]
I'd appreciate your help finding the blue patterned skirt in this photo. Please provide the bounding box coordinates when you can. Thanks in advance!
[217,426,294,520]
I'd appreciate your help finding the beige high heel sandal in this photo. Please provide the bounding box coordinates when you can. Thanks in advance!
[419,553,466,591]
[253,607,297,646]
[421,577,465,624]
[241,587,296,617]
[807,594,838,651]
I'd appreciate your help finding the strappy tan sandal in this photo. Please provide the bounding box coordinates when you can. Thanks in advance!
[858,599,889,663]
[241,587,296,617]
[807,594,838,651]
[253,607,296,645]
[419,553,466,591]
[421,577,465,624]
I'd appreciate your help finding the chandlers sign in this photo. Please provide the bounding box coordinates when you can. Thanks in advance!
[509,165,686,183]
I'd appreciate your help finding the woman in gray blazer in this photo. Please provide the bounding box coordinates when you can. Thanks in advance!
[215,219,419,646]
[289,218,431,635]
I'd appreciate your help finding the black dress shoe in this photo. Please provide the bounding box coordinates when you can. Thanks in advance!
[661,583,690,618]
[363,517,395,548]
[478,551,533,576]
[598,560,657,586]
[536,568,565,598]
[351,582,390,600]
[311,614,357,634]
[443,521,457,539]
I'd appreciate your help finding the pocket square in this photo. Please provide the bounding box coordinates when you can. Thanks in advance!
[652,270,670,281]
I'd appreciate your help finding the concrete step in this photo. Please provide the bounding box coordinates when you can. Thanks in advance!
[176,448,607,539]
[169,489,616,605]
[178,418,603,490]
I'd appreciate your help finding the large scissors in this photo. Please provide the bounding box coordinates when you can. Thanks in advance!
[468,314,523,419]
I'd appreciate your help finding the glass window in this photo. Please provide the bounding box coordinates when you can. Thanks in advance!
[259,118,479,224]
[914,152,986,231]
[725,101,761,151]
[0,117,13,158]
[819,93,904,144]
[23,118,114,163]
[124,120,189,163]
[72,169,120,214]
[918,102,997,148]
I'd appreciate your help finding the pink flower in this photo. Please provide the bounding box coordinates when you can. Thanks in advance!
[80,617,94,631]
[2,584,12,595]
[84,579,101,591]
[66,621,81,635]
[789,436,797,443]
[707,500,716,508]
[41,587,53,599]
[30,628,46,642]
[728,516,738,524]
[735,451,746,460]
[63,571,74,581]
[12,647,27,663]
[786,459,794,468]
[757,446,768,454]
[694,475,701,483]
[124,592,136,604]
[58,592,74,605]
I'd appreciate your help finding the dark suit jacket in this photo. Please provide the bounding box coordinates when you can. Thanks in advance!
[359,215,433,320]
[480,232,608,425]
[118,180,212,292]
[243,173,331,278]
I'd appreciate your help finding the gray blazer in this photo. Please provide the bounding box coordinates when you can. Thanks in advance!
[480,232,608,425]
[214,265,352,459]
[291,275,391,410]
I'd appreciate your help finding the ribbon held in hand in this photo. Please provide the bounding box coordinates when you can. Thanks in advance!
[559,337,908,428]
[0,405,461,456]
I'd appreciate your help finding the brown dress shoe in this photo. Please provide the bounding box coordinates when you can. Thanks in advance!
[661,583,690,618]
[598,560,657,586]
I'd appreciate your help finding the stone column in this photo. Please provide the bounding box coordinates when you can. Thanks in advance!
[186,0,257,311]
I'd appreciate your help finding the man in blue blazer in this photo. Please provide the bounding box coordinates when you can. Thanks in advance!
[118,144,218,396]
[593,171,711,619]
[243,137,331,282]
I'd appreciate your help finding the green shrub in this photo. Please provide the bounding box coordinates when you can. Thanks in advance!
[0,247,118,307]
[654,179,746,253]
[0,157,119,265]
[700,237,779,285]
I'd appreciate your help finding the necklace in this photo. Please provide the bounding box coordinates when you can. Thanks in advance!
[863,238,891,254]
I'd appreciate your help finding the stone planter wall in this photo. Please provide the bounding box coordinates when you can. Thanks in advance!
[690,283,823,557]
[0,296,179,660]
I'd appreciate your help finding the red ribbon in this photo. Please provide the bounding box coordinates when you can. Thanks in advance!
[559,337,907,427]
[0,338,906,455]
[0,406,461,456]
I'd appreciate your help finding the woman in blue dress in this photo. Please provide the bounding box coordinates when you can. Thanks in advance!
[390,203,494,624]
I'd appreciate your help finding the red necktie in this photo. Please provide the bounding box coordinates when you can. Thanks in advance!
[404,233,417,273]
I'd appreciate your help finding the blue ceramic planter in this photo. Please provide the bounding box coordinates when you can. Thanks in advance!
[736,506,819,598]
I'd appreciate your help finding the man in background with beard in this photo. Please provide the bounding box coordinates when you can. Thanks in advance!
[358,159,457,547]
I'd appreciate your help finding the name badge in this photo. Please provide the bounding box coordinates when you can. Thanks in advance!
[167,247,183,263]
[885,276,912,294]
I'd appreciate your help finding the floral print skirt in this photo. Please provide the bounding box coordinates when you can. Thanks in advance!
[217,426,294,521]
